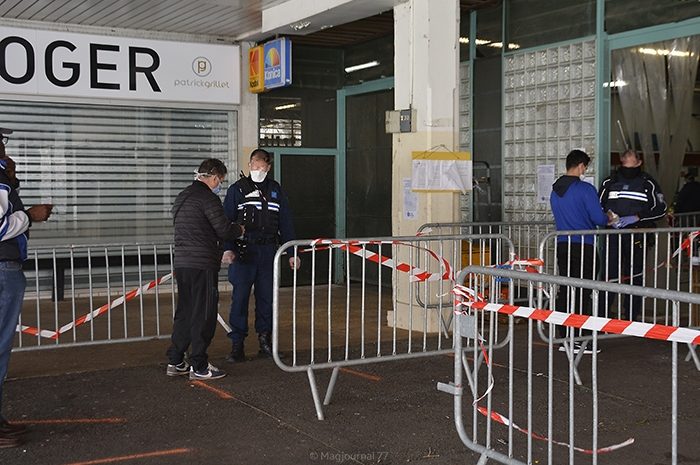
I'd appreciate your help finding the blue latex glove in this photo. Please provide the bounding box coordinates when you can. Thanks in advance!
[614,215,639,229]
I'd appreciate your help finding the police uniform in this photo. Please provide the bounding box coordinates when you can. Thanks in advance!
[599,166,666,319]
[223,174,295,355]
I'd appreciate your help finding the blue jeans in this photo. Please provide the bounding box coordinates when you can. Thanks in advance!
[0,261,26,420]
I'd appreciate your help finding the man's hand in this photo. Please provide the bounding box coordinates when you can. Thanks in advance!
[289,256,301,270]
[606,210,619,226]
[222,250,235,265]
[27,204,53,223]
[613,215,639,229]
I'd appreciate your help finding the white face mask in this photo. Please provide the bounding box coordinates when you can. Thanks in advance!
[250,169,267,183]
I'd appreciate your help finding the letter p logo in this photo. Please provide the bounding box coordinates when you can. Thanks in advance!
[192,57,212,77]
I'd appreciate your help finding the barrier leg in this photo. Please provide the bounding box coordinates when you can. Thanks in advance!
[306,367,325,421]
[685,344,700,371]
[559,341,583,385]
[323,367,340,406]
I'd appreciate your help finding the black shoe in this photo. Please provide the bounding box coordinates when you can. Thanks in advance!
[258,333,273,357]
[0,420,27,437]
[0,431,23,448]
[226,341,245,363]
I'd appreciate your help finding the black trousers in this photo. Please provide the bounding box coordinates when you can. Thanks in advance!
[602,233,646,320]
[166,268,219,372]
[555,243,598,339]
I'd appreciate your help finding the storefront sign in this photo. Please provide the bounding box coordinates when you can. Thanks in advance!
[0,26,240,104]
[263,38,292,90]
[248,45,265,93]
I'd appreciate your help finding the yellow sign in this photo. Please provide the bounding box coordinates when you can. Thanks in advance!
[248,45,265,93]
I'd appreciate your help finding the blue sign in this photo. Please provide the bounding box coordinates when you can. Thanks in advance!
[263,38,292,89]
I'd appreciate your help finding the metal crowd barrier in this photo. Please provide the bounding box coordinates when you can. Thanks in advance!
[271,234,515,420]
[440,265,700,465]
[416,222,556,309]
[668,211,700,228]
[14,242,178,351]
[537,227,700,381]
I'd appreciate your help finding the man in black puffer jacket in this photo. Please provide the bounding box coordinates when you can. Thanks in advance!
[166,158,244,381]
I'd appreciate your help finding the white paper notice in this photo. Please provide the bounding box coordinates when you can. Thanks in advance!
[403,178,418,219]
[537,164,555,204]
[411,159,472,192]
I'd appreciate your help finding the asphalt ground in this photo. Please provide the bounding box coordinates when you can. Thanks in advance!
[1,327,699,465]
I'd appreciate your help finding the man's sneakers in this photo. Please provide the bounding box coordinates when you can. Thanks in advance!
[226,341,245,363]
[558,342,601,355]
[189,363,227,380]
[166,360,190,377]
[0,420,28,449]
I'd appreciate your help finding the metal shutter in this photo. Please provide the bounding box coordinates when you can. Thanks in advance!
[0,100,236,247]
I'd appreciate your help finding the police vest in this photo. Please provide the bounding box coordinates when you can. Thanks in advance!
[236,177,281,243]
[603,171,658,223]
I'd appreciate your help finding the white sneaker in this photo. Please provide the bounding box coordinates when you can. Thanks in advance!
[558,342,601,355]
[189,363,227,380]
[166,360,190,376]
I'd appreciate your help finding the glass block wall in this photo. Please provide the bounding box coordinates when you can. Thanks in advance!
[503,39,597,222]
[458,61,472,223]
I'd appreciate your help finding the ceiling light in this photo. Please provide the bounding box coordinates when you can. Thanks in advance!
[603,80,627,88]
[638,47,692,57]
[458,37,492,45]
[344,60,380,73]
[459,38,520,49]
[290,21,311,31]
[274,103,300,111]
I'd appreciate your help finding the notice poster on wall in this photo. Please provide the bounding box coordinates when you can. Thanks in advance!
[402,178,418,219]
[537,164,555,204]
[411,150,472,193]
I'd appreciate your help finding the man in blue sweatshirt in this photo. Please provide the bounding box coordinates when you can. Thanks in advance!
[550,149,611,351]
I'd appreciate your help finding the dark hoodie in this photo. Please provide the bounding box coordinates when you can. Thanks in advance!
[550,175,608,244]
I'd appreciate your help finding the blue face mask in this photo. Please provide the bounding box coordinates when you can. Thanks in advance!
[212,183,222,194]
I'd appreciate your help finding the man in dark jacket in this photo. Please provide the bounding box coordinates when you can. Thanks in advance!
[0,128,52,448]
[550,149,610,352]
[166,158,244,381]
[675,173,700,215]
[222,149,299,362]
[599,149,667,320]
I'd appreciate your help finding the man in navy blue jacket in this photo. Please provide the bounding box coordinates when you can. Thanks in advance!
[550,149,610,351]
[222,149,299,362]
[0,128,52,448]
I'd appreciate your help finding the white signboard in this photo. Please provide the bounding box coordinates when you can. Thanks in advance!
[0,26,240,104]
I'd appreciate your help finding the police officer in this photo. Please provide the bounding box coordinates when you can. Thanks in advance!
[599,149,667,320]
[222,149,299,362]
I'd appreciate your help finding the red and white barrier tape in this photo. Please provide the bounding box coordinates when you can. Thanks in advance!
[477,406,635,454]
[17,273,173,340]
[453,286,700,345]
[309,239,453,283]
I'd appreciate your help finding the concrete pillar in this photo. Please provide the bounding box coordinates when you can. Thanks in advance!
[389,0,460,332]
[238,41,259,172]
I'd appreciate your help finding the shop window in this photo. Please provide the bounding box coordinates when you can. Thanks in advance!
[606,0,700,34]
